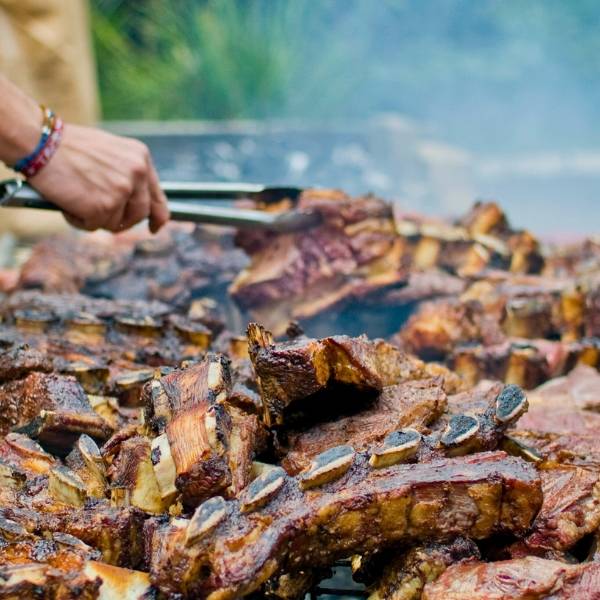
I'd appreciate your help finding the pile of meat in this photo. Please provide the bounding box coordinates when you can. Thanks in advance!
[0,190,599,599]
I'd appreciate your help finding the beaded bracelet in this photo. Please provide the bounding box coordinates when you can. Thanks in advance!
[19,117,64,178]
[13,105,63,178]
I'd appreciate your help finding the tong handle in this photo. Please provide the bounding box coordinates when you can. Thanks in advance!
[0,179,319,233]
[160,181,302,203]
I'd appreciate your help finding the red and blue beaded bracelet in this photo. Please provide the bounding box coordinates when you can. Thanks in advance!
[13,105,64,178]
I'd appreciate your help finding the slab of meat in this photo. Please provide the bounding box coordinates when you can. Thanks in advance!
[422,556,600,599]
[396,272,586,361]
[281,378,447,474]
[0,501,146,569]
[526,363,600,412]
[2,290,171,322]
[372,269,467,307]
[282,380,526,474]
[543,237,600,278]
[395,201,543,277]
[509,363,600,439]
[248,323,437,427]
[0,536,154,600]
[512,367,600,437]
[232,197,544,336]
[508,464,600,557]
[397,298,505,360]
[0,372,112,451]
[517,404,600,436]
[0,343,51,383]
[368,537,480,600]
[17,234,129,294]
[0,291,222,398]
[148,451,541,599]
[231,190,405,335]
[143,355,265,508]
[17,225,248,310]
[449,339,577,389]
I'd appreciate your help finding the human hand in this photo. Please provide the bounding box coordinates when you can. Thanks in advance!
[28,124,170,233]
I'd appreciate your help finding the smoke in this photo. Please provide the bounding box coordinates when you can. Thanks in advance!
[98,0,600,233]
[284,0,600,149]
[281,0,600,232]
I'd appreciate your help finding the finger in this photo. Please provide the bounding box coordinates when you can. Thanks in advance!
[63,212,98,232]
[62,207,107,232]
[147,160,169,233]
[103,200,129,233]
[120,182,151,231]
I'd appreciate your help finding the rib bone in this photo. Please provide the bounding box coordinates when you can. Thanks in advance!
[148,452,541,599]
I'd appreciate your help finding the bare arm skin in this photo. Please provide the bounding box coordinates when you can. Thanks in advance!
[0,75,169,233]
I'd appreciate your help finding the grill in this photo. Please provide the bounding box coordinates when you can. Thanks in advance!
[308,561,367,599]
[3,123,596,600]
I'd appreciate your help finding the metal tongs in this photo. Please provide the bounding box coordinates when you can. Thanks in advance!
[0,179,321,233]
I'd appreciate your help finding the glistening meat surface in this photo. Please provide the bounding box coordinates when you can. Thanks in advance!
[148,452,541,599]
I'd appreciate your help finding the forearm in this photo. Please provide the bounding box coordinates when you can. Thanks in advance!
[0,75,42,166]
[0,75,169,232]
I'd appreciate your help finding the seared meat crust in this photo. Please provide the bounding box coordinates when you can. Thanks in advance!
[148,452,541,599]
[422,556,600,600]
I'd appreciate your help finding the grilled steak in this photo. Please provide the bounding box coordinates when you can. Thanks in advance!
[422,556,600,599]
[148,452,541,599]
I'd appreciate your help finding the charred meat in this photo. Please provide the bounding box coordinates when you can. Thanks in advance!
[148,452,541,599]
[422,556,600,600]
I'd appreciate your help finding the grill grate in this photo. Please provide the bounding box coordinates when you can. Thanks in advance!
[307,562,368,599]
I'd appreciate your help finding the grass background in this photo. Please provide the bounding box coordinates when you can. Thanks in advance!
[91,0,600,149]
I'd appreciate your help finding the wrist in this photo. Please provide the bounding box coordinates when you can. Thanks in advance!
[2,101,41,166]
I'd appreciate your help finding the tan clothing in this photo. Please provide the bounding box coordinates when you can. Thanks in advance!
[0,0,99,124]
[0,0,99,236]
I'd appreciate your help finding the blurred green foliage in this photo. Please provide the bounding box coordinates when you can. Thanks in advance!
[91,0,600,127]
[92,0,361,119]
